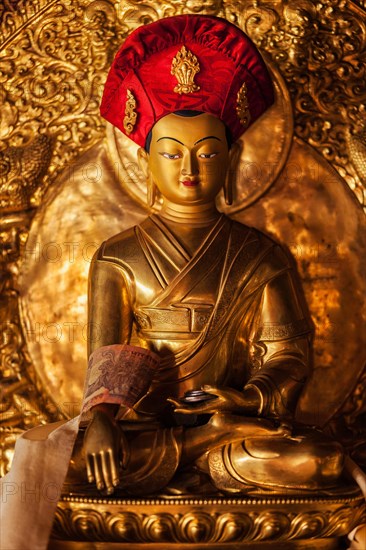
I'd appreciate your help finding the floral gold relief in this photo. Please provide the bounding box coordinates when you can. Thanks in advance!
[50,490,365,546]
[171,45,201,94]
[123,89,137,135]
[236,82,251,128]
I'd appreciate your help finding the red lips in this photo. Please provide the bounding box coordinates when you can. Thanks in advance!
[182,180,199,187]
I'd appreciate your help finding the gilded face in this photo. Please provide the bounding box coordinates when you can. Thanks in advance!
[139,113,230,205]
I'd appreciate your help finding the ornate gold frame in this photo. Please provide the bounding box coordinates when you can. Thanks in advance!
[1,2,366,546]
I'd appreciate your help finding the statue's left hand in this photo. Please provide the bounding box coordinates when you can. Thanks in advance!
[168,385,257,415]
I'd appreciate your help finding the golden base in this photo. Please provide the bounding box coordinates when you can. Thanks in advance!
[50,485,365,549]
[48,539,341,549]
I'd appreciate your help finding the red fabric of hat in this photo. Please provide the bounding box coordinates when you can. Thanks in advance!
[101,14,274,147]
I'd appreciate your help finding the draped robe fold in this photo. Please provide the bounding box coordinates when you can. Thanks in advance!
[90,214,312,421]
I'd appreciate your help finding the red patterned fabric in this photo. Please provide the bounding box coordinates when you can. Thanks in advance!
[101,15,274,147]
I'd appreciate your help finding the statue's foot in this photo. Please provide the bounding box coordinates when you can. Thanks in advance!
[207,426,344,493]
[162,468,218,497]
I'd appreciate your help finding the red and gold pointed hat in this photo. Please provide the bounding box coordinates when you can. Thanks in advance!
[101,15,274,147]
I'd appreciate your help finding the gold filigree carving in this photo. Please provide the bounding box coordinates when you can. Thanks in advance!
[171,45,200,94]
[0,135,52,212]
[51,490,365,543]
[0,0,118,208]
[230,0,366,209]
[236,82,251,128]
[114,0,225,27]
[123,89,137,135]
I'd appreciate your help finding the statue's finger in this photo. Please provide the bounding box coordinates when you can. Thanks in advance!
[108,448,120,487]
[167,400,199,414]
[100,451,114,495]
[167,398,181,408]
[86,455,94,483]
[93,454,104,491]
[173,405,199,414]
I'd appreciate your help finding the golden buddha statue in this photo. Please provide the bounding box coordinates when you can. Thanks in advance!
[63,14,344,498]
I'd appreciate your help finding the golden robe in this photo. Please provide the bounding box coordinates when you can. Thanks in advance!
[88,214,311,421]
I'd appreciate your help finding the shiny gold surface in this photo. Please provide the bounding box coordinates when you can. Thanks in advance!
[48,543,342,550]
[49,487,365,547]
[0,0,365,546]
[232,0,366,210]
[237,138,366,428]
[19,143,147,417]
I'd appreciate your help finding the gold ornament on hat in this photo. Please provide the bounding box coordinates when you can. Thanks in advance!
[236,82,251,128]
[123,89,137,135]
[171,46,200,94]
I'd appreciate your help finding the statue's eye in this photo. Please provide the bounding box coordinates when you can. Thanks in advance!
[161,152,181,160]
[198,152,218,159]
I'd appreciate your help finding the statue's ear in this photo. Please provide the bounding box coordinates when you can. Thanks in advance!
[138,147,157,207]
[228,141,242,171]
[137,147,149,179]
[224,142,242,205]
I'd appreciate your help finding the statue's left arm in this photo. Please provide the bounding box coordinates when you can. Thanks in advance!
[245,267,312,419]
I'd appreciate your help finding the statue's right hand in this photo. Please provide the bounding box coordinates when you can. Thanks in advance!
[83,409,124,495]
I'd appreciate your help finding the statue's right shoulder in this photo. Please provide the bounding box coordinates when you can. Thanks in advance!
[93,221,147,266]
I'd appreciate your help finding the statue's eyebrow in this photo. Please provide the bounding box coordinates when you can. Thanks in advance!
[194,136,221,145]
[156,136,221,146]
[157,137,184,145]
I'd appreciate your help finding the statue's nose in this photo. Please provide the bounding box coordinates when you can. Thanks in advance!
[181,151,198,176]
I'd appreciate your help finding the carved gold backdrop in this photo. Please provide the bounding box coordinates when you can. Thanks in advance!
[0,0,365,486]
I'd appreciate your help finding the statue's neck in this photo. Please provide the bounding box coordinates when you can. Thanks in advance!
[159,200,220,227]
[156,200,222,257]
